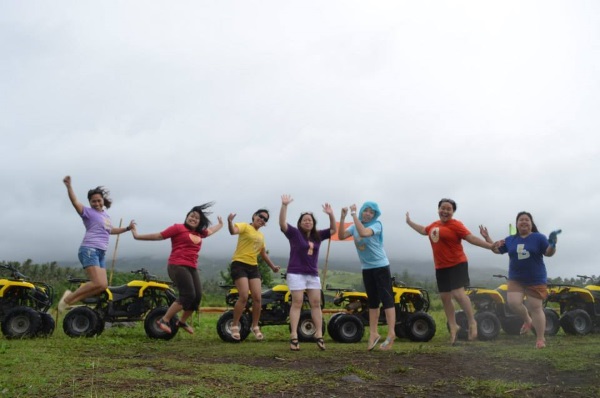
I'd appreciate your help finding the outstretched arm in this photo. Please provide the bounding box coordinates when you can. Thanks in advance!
[130,223,164,241]
[405,212,427,235]
[323,203,337,236]
[207,216,224,236]
[63,175,84,215]
[338,207,352,240]
[227,213,239,235]
[110,220,135,235]
[279,195,293,233]
[464,234,495,250]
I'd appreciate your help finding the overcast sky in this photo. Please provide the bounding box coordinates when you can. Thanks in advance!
[1,1,599,278]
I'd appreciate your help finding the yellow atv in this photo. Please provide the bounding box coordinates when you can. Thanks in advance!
[216,274,325,343]
[0,263,55,338]
[453,274,560,341]
[545,274,600,335]
[62,268,178,339]
[326,278,436,343]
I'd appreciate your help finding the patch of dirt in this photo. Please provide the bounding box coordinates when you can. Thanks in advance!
[243,345,599,398]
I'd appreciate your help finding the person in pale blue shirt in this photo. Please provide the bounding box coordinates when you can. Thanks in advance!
[338,201,396,351]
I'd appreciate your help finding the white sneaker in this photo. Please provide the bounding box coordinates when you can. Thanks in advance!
[58,289,72,312]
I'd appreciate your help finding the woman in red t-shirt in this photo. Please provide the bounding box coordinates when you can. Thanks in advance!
[406,198,496,344]
[131,203,223,335]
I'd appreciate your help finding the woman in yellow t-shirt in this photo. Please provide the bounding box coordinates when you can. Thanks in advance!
[227,209,280,341]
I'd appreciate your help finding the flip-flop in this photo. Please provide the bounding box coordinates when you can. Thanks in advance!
[316,337,326,351]
[520,322,533,335]
[290,338,300,351]
[367,335,381,351]
[176,320,194,335]
[535,340,546,349]
[380,337,394,351]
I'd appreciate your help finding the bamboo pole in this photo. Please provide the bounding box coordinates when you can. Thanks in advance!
[109,218,123,285]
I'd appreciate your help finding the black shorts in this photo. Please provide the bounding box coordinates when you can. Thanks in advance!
[230,261,261,281]
[436,262,470,293]
[362,266,395,310]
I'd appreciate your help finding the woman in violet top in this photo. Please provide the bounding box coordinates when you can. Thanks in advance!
[338,201,396,351]
[482,211,558,349]
[406,198,496,344]
[131,203,223,335]
[59,176,134,312]
[227,208,281,341]
[279,194,336,351]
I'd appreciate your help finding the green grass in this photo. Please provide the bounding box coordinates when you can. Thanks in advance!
[1,310,599,397]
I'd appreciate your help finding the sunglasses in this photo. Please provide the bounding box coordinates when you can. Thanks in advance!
[257,214,269,222]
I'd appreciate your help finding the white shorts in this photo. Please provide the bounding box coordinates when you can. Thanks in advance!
[286,273,322,291]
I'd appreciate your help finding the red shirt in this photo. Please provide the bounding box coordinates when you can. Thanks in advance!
[425,219,471,269]
[161,224,208,268]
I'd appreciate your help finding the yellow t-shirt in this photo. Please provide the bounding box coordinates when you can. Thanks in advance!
[231,223,265,266]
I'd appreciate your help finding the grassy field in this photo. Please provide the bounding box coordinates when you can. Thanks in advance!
[1,305,599,398]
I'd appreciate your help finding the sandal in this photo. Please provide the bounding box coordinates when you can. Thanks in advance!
[520,322,533,335]
[367,335,381,351]
[156,318,172,334]
[535,340,546,349]
[380,337,394,351]
[290,338,300,351]
[316,337,326,351]
[176,320,194,335]
[230,325,241,341]
[251,326,264,341]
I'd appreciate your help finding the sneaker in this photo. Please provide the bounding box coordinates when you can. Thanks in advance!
[58,290,72,313]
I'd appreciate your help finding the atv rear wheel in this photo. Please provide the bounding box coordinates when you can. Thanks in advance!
[543,308,560,336]
[144,306,179,340]
[475,311,501,341]
[63,307,101,338]
[1,306,42,338]
[560,309,592,335]
[296,310,325,342]
[216,310,251,342]
[405,312,436,342]
[331,313,364,343]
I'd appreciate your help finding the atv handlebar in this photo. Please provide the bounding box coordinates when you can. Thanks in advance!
[493,274,508,280]
[0,263,28,280]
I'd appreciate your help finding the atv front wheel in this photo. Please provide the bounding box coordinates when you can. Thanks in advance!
[1,306,42,338]
[144,306,179,340]
[405,312,436,342]
[331,313,364,343]
[446,310,469,340]
[296,311,325,342]
[63,307,101,338]
[37,312,56,337]
[475,311,501,341]
[560,309,592,335]
[216,310,251,342]
[326,313,344,341]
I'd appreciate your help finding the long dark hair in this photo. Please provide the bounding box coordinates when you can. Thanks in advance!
[185,202,215,232]
[516,211,539,233]
[297,212,321,242]
[87,186,112,209]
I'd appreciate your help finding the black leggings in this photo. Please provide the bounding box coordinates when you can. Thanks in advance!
[167,264,202,311]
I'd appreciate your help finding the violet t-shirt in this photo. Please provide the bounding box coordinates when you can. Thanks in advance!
[80,206,112,250]
[283,224,331,276]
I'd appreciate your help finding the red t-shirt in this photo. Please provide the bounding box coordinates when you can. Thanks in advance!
[425,219,471,269]
[160,224,208,268]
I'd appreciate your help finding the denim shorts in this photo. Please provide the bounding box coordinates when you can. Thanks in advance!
[78,246,107,269]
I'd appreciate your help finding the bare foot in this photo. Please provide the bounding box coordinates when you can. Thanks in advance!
[449,325,460,345]
[468,322,478,341]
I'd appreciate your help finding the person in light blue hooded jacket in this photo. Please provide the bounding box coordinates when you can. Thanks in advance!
[338,201,396,351]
